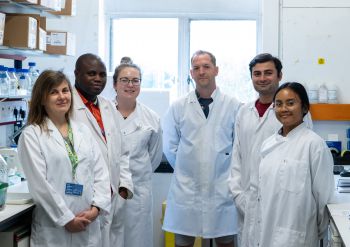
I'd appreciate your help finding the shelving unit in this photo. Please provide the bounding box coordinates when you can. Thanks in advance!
[0,0,60,18]
[0,46,45,61]
[0,0,61,67]
[310,104,350,121]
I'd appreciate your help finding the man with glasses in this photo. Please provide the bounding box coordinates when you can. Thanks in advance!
[228,53,312,247]
[72,53,133,247]
[162,50,241,247]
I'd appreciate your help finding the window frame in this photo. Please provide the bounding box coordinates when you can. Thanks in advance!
[106,12,261,97]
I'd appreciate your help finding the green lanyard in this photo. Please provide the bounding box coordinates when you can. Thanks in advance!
[63,123,79,180]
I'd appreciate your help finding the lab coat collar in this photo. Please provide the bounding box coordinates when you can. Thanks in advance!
[261,122,307,157]
[277,121,307,139]
[247,99,275,131]
[115,100,143,135]
[73,88,108,143]
[46,118,65,148]
[45,118,83,152]
[188,88,219,119]
[189,87,219,103]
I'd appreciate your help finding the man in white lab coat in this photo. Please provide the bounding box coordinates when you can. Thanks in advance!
[162,50,241,247]
[71,53,133,247]
[228,53,312,247]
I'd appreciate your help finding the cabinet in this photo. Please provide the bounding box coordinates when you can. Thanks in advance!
[310,104,350,121]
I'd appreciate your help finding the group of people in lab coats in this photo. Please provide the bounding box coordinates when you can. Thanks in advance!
[18,53,162,247]
[17,50,334,247]
[162,51,334,247]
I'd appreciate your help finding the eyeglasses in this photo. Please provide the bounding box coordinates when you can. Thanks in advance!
[274,99,300,108]
[119,77,141,86]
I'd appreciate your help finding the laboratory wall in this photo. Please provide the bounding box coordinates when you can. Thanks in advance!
[262,0,350,147]
[2,0,350,246]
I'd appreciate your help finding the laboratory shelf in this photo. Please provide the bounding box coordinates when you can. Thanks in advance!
[0,46,45,61]
[0,0,60,18]
[310,104,350,121]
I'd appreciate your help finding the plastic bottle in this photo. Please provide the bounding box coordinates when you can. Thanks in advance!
[307,82,318,103]
[318,84,328,104]
[7,68,19,96]
[327,84,338,104]
[28,62,39,91]
[22,69,32,95]
[17,69,28,96]
[0,154,9,211]
[0,67,10,97]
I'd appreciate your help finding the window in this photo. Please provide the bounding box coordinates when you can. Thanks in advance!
[110,18,257,102]
[111,18,178,89]
[190,20,257,102]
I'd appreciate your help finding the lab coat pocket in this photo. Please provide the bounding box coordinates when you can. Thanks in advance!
[131,128,152,153]
[172,175,195,206]
[272,226,306,247]
[214,126,233,154]
[279,159,307,193]
[32,224,66,246]
[116,193,126,214]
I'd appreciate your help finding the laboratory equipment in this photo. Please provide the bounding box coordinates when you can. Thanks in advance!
[0,154,9,211]
[0,148,25,179]
[28,62,39,91]
[0,66,9,97]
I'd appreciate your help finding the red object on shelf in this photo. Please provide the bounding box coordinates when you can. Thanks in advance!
[0,53,26,61]
[0,121,16,126]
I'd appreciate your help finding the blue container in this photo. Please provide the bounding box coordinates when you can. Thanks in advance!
[326,141,342,154]
[347,128,350,139]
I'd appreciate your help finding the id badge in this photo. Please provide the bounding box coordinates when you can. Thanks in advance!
[65,183,83,196]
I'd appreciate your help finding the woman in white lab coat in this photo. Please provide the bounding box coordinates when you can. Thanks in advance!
[112,60,163,247]
[18,70,111,247]
[257,82,334,247]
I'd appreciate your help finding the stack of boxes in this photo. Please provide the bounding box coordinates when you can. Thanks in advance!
[3,15,38,50]
[1,0,76,55]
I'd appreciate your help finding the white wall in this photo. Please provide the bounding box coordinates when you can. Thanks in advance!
[262,0,350,148]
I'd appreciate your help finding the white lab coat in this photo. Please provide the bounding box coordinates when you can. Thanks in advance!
[162,88,241,238]
[115,101,163,247]
[72,88,133,247]
[228,101,313,247]
[257,122,334,247]
[18,119,111,247]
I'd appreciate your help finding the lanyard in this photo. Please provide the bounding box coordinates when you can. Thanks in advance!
[63,123,79,180]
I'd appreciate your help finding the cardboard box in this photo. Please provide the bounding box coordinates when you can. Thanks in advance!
[0,13,5,46]
[34,0,61,11]
[51,0,76,16]
[6,14,46,50]
[46,31,75,56]
[12,0,38,4]
[3,15,37,49]
[38,27,46,51]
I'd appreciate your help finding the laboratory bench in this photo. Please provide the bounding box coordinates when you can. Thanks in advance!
[0,203,34,231]
[327,174,350,247]
[327,203,350,247]
[0,181,34,232]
